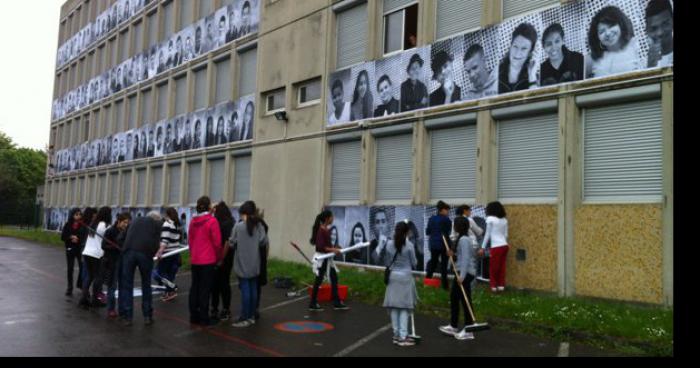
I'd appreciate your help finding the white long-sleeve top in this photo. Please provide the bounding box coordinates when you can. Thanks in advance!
[82,221,107,259]
[480,216,508,249]
[450,216,484,245]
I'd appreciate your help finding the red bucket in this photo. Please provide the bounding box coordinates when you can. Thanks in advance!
[423,278,441,288]
[307,284,349,302]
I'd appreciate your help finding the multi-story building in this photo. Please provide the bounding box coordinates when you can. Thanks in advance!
[44,0,674,306]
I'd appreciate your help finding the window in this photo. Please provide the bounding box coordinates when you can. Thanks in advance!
[331,140,361,202]
[193,67,208,110]
[175,75,188,115]
[208,158,225,202]
[198,0,214,18]
[383,1,418,55]
[136,169,147,205]
[109,172,119,205]
[97,174,106,204]
[122,171,132,206]
[187,161,202,205]
[97,45,105,74]
[497,113,559,200]
[147,11,158,47]
[151,166,163,205]
[128,94,138,129]
[109,38,118,67]
[141,89,153,123]
[77,177,85,206]
[162,1,175,39]
[133,21,144,55]
[69,178,76,206]
[157,83,169,120]
[336,3,368,69]
[436,0,481,40]
[233,155,251,203]
[167,163,181,205]
[180,0,194,28]
[83,118,90,142]
[238,48,257,97]
[88,175,96,205]
[583,99,663,201]
[114,100,124,132]
[430,125,477,200]
[215,57,232,104]
[375,134,413,201]
[265,88,286,114]
[120,30,130,61]
[103,105,112,135]
[297,78,321,107]
[503,0,558,20]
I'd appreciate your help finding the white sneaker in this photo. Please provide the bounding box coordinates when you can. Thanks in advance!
[497,287,505,292]
[454,329,475,340]
[491,288,498,292]
[232,319,252,328]
[439,325,459,336]
[247,318,256,325]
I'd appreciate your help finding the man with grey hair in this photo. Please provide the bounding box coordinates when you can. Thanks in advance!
[118,210,163,326]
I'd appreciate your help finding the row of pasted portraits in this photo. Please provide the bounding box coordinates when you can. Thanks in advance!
[325,205,489,272]
[53,0,260,121]
[53,97,254,175]
[327,0,673,126]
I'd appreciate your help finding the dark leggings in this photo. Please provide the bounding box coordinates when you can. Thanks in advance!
[66,248,83,290]
[211,251,234,311]
[450,274,475,328]
[310,259,340,305]
[81,256,102,304]
[426,249,449,289]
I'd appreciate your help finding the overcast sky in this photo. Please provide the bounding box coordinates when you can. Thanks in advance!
[0,0,64,151]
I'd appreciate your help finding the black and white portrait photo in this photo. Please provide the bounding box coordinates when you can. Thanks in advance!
[154,120,166,157]
[462,27,500,100]
[163,119,174,155]
[125,129,135,162]
[148,44,159,79]
[496,15,544,94]
[327,68,352,126]
[144,123,155,158]
[368,206,395,266]
[223,102,240,143]
[236,0,259,38]
[349,63,375,121]
[182,25,196,63]
[191,111,206,150]
[194,20,205,57]
[373,54,402,118]
[429,39,463,107]
[214,7,229,50]
[203,15,216,55]
[172,116,184,152]
[399,47,430,112]
[179,115,193,151]
[238,94,255,142]
[204,111,216,148]
[225,3,239,44]
[644,0,673,68]
[214,102,229,146]
[539,2,587,86]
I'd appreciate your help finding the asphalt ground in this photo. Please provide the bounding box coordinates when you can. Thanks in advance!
[0,237,623,357]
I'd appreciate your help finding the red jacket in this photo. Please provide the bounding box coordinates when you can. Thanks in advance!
[188,213,222,265]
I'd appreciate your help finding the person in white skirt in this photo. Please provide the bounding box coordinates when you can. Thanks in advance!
[383,221,418,347]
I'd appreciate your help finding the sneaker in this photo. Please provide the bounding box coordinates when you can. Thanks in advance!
[219,310,231,321]
[232,319,252,328]
[491,288,498,293]
[333,302,350,311]
[454,329,475,340]
[497,287,505,292]
[439,325,459,336]
[144,317,154,326]
[392,336,400,345]
[397,338,416,347]
[308,303,324,312]
[247,318,256,325]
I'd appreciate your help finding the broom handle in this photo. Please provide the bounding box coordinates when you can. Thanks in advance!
[442,236,477,323]
[78,220,121,250]
[289,241,313,265]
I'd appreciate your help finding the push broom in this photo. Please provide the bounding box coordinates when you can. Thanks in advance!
[442,236,490,333]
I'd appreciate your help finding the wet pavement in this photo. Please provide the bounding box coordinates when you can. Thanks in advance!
[0,237,623,357]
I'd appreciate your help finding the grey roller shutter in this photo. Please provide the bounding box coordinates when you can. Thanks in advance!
[376,134,413,201]
[77,177,84,206]
[98,174,106,204]
[163,1,175,39]
[69,178,76,206]
[115,100,124,131]
[208,158,225,201]
[234,155,251,203]
[147,12,158,47]
[238,48,257,97]
[157,83,168,120]
[331,140,361,201]
[430,125,477,200]
[180,0,194,27]
[128,95,137,129]
[87,176,95,205]
[151,166,163,205]
[103,106,112,135]
[141,89,153,123]
[120,30,129,61]
[503,0,558,19]
[583,99,663,201]
[110,38,118,67]
[384,0,414,13]
[187,161,202,204]
[122,171,132,205]
[198,0,214,17]
[215,58,232,104]
[175,76,187,115]
[168,164,181,205]
[194,67,208,109]
[136,169,147,205]
[336,3,367,69]
[497,113,559,199]
[110,172,119,205]
[133,21,144,54]
[436,0,481,40]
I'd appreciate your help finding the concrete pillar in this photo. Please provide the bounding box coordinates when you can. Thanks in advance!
[482,0,503,28]
[367,0,382,61]
[476,108,497,204]
[412,120,428,205]
[661,80,673,307]
[419,0,436,45]
[557,93,579,297]
[361,130,376,205]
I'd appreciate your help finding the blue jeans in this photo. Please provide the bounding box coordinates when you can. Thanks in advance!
[118,249,154,320]
[389,308,409,339]
[238,277,258,321]
[154,255,180,292]
[101,253,121,311]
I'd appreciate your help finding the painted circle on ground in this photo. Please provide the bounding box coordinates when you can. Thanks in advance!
[274,321,334,334]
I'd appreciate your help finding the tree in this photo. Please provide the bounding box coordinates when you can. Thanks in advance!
[0,132,47,225]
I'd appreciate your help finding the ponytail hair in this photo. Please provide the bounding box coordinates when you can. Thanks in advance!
[393,221,409,252]
[239,200,260,237]
[310,210,333,245]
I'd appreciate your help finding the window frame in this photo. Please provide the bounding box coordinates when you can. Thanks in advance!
[296,78,322,109]
[264,88,286,115]
[381,1,418,57]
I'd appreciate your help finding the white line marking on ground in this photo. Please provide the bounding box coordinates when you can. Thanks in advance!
[558,342,570,357]
[333,323,393,357]
[259,295,309,312]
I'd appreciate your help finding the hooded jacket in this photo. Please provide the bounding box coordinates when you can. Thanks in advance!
[188,212,222,266]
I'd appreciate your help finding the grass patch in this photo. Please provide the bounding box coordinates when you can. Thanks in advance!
[1,228,672,356]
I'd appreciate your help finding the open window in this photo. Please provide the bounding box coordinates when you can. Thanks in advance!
[383,2,418,55]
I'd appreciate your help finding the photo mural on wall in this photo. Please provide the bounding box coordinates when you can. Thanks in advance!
[52,0,260,122]
[326,0,673,128]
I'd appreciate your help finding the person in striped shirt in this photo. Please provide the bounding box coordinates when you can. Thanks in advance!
[154,207,182,302]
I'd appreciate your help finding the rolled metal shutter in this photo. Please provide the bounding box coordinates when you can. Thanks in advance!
[199,0,214,18]
[163,1,175,39]
[147,12,158,48]
[77,177,84,206]
[133,22,143,56]
[141,89,153,123]
[436,0,481,40]
[194,67,208,110]
[336,3,367,69]
[383,0,414,13]
[430,124,477,200]
[503,0,558,19]
[187,161,202,205]
[175,76,188,114]
[136,169,147,205]
[331,140,361,201]
[157,83,168,120]
[583,99,663,200]
[115,100,124,131]
[168,164,181,205]
[151,166,163,205]
[208,158,225,201]
[98,174,106,205]
[122,171,132,205]
[497,113,559,199]
[128,95,137,129]
[110,172,119,205]
[215,58,232,104]
[234,155,252,203]
[376,134,413,200]
[238,48,257,97]
[180,0,194,28]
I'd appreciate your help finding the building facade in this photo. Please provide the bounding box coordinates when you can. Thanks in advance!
[45,0,674,306]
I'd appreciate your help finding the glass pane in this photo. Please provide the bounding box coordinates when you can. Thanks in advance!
[384,11,403,54]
